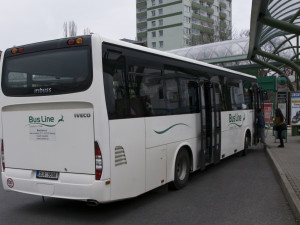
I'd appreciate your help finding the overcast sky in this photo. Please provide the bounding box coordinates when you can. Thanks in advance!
[0,0,252,51]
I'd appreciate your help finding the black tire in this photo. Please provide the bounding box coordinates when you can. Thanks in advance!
[242,134,251,156]
[169,148,190,190]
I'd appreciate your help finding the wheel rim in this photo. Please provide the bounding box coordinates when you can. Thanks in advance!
[245,136,250,149]
[176,156,187,180]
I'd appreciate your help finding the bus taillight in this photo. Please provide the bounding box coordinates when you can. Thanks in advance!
[67,39,75,45]
[1,140,5,172]
[95,142,102,180]
[67,38,83,46]
[76,38,83,44]
[11,48,24,54]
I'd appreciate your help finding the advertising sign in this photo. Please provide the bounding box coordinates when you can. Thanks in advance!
[278,103,287,121]
[291,92,300,125]
[264,103,273,124]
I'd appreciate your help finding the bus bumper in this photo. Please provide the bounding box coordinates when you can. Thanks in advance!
[1,168,111,203]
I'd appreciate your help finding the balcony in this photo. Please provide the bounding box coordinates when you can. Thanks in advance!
[192,23,201,30]
[192,13,214,24]
[192,2,214,14]
[192,1,202,9]
[137,11,147,19]
[137,1,146,8]
[203,36,211,43]
[205,0,214,4]
[191,34,203,41]
[137,31,147,38]
[137,22,147,29]
[220,21,227,28]
[192,24,214,35]
[201,26,214,35]
[137,7,147,13]
[220,2,227,9]
[220,32,228,39]
[219,12,227,20]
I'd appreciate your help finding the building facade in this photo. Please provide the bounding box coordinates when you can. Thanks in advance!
[136,0,232,51]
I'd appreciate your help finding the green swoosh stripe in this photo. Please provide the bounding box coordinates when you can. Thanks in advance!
[154,123,189,134]
[28,122,59,127]
[229,122,243,127]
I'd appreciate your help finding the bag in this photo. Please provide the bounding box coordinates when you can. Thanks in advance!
[281,122,287,130]
[275,123,287,131]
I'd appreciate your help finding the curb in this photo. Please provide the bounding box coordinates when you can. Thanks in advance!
[266,148,300,221]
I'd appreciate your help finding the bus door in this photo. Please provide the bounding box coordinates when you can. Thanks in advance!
[253,87,264,144]
[201,82,221,165]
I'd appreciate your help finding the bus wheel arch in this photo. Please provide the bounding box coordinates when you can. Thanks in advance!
[242,129,251,156]
[169,145,192,190]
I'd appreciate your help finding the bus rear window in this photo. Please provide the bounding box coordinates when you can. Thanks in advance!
[2,47,92,96]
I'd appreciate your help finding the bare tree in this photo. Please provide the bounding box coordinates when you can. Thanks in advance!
[63,20,77,37]
[232,28,250,39]
[239,29,250,38]
[63,22,68,37]
[83,27,91,35]
[69,21,77,37]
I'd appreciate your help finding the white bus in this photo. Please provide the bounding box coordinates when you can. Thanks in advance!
[0,35,262,204]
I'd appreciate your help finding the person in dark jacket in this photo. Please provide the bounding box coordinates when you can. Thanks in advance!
[275,108,285,148]
[256,108,267,147]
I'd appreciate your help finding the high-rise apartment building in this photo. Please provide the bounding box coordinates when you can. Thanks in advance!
[136,0,232,51]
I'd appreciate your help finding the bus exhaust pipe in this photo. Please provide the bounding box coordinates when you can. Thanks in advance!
[87,200,99,207]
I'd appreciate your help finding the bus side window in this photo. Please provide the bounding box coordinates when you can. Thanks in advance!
[127,65,162,117]
[222,84,232,111]
[163,65,199,114]
[227,80,245,110]
[214,83,224,111]
[200,83,206,128]
[164,78,179,114]
[243,81,253,109]
[103,51,128,119]
[180,80,199,113]
[187,81,199,113]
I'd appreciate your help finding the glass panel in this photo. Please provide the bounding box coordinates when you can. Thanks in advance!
[103,44,163,119]
[227,79,245,110]
[7,72,27,88]
[3,47,91,96]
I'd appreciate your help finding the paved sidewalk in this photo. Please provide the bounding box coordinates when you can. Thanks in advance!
[264,129,300,221]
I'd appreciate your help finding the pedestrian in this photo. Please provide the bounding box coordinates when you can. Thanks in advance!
[275,108,285,148]
[256,108,267,148]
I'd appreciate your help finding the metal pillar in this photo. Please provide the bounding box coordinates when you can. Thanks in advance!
[255,49,298,91]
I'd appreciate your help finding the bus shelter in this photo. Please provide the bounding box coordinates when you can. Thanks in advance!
[248,0,300,135]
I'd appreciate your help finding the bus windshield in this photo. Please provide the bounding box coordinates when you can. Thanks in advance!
[2,47,92,96]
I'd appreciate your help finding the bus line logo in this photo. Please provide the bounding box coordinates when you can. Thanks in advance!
[28,115,64,127]
[228,113,245,127]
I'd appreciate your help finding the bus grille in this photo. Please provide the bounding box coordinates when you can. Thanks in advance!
[115,146,127,166]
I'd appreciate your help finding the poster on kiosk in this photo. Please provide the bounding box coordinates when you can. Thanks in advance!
[290,92,300,125]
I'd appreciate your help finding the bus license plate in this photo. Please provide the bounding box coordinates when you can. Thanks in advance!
[36,171,59,180]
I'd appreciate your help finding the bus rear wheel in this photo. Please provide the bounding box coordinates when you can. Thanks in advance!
[169,148,190,190]
[242,134,251,156]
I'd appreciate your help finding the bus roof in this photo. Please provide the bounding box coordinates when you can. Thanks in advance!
[100,35,257,81]
[3,34,256,82]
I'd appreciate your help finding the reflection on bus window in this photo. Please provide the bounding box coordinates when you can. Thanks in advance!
[228,80,245,110]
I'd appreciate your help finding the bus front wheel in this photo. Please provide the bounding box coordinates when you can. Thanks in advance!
[169,148,190,190]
